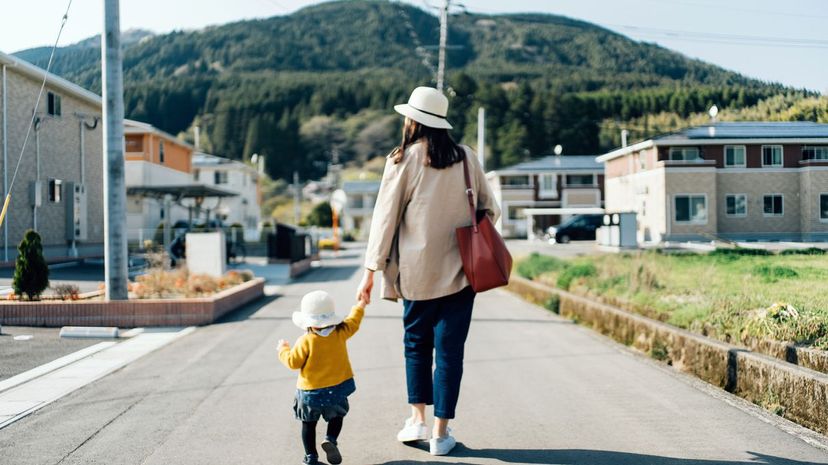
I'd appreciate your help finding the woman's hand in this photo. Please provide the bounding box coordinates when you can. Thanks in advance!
[356,270,375,305]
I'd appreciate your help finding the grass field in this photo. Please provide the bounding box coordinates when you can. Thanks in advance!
[516,248,828,348]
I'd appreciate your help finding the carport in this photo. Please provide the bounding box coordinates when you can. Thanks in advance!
[126,185,237,249]
[523,207,605,240]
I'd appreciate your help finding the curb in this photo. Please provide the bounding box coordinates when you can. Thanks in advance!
[507,275,828,436]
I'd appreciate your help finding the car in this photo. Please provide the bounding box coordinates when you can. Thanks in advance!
[547,214,604,243]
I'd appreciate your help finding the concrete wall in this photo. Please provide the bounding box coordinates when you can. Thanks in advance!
[0,66,103,259]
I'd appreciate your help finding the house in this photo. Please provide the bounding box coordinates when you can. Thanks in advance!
[192,152,261,241]
[124,119,195,243]
[597,122,828,243]
[486,155,605,238]
[0,51,104,260]
[341,180,380,240]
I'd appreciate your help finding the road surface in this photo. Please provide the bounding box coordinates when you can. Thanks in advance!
[1,247,827,465]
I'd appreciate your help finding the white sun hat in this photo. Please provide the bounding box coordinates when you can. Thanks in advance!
[292,290,344,330]
[394,86,453,130]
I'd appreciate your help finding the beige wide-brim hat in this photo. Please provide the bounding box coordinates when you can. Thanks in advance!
[292,290,344,329]
[394,86,453,130]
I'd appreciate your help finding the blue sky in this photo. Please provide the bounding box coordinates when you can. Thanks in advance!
[1,0,825,93]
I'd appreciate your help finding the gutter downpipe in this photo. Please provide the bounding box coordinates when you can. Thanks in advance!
[2,65,7,261]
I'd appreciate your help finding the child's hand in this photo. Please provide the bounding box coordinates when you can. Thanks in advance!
[277,339,290,352]
[357,297,369,309]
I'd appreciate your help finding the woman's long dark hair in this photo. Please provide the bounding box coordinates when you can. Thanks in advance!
[392,118,465,169]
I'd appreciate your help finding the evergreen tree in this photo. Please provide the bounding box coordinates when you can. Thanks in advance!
[13,230,49,301]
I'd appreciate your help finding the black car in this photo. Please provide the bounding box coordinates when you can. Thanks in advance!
[548,214,604,243]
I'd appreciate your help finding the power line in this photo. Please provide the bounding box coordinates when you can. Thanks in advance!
[609,24,828,49]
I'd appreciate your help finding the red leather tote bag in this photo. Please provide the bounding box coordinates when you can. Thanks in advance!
[455,157,513,292]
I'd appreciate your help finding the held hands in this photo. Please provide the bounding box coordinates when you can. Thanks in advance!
[356,269,375,305]
[277,339,290,352]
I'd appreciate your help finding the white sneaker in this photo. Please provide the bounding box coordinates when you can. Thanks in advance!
[429,433,457,456]
[396,417,429,442]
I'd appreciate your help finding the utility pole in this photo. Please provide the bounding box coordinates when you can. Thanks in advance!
[436,0,449,92]
[477,107,485,169]
[293,171,301,226]
[102,0,128,300]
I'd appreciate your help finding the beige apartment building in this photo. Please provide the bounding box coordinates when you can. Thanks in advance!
[598,122,828,243]
[0,51,104,260]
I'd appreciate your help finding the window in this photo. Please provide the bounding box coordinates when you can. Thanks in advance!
[125,135,143,152]
[803,146,828,161]
[47,92,61,116]
[763,194,784,216]
[820,194,828,221]
[193,169,200,181]
[160,207,165,220]
[501,175,530,187]
[669,147,701,162]
[48,179,62,203]
[725,194,747,217]
[761,145,783,167]
[565,174,595,186]
[507,205,526,221]
[674,195,707,223]
[159,141,165,164]
[538,173,557,198]
[724,145,746,167]
[214,171,228,184]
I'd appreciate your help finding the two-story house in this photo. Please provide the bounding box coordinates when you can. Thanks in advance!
[192,152,261,241]
[124,119,195,243]
[0,51,104,260]
[598,122,828,243]
[341,180,380,240]
[486,155,605,238]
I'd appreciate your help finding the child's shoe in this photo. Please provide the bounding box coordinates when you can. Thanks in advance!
[321,440,342,464]
[396,417,429,442]
[429,433,457,456]
[302,454,321,465]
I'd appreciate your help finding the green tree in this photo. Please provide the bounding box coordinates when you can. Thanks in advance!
[304,202,333,227]
[13,230,50,300]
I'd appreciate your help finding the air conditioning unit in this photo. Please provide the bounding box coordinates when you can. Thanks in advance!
[65,183,87,241]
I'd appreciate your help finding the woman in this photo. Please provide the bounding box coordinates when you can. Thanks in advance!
[356,86,500,456]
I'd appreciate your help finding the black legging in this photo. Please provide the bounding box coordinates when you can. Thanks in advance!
[301,417,343,456]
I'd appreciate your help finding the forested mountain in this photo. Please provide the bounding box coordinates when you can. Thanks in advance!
[14,0,807,182]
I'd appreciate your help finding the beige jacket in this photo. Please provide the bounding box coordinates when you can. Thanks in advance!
[364,143,501,301]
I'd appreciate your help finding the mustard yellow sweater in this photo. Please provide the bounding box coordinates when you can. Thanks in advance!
[279,305,364,390]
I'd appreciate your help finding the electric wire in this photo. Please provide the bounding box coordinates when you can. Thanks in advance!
[0,0,74,229]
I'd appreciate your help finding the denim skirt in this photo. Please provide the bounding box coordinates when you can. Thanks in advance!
[293,378,356,422]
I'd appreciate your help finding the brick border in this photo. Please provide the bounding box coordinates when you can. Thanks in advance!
[0,278,265,328]
[507,276,828,435]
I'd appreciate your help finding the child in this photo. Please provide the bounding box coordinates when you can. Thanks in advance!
[278,290,365,465]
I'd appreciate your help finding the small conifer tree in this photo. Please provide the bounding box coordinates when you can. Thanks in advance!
[13,230,49,300]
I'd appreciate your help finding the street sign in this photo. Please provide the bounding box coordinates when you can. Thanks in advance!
[330,189,347,214]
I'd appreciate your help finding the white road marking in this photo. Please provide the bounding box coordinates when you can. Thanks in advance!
[0,327,195,430]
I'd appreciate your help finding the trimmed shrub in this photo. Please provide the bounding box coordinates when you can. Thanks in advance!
[753,264,798,281]
[556,263,596,290]
[516,253,567,280]
[779,247,827,256]
[13,230,50,300]
[709,247,772,257]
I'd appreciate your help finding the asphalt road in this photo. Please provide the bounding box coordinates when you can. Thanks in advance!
[2,247,828,465]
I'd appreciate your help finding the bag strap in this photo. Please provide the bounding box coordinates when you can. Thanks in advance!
[461,156,478,232]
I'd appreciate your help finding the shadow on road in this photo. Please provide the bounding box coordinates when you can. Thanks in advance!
[294,264,361,283]
[376,447,827,465]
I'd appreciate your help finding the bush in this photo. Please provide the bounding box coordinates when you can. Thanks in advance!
[779,247,827,256]
[556,263,597,290]
[305,202,333,227]
[13,230,49,300]
[753,264,798,282]
[516,253,567,280]
[709,247,772,257]
[53,284,80,301]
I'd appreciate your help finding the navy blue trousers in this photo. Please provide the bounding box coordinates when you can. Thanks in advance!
[403,286,475,419]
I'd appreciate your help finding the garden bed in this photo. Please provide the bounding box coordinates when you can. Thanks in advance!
[0,278,265,328]
[515,248,828,373]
